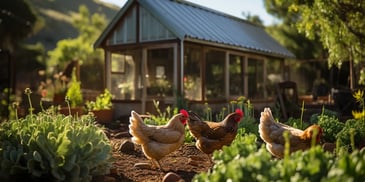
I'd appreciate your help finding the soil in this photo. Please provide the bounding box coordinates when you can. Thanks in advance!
[97,121,214,182]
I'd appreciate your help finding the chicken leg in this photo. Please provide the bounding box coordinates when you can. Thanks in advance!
[151,159,165,172]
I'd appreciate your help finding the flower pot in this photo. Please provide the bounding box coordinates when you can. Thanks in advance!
[91,109,113,124]
[53,93,66,106]
[59,106,84,117]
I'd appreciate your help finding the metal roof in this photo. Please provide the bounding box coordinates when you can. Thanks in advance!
[95,0,295,58]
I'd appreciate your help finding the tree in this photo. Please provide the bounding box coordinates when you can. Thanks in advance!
[0,0,42,52]
[264,0,325,60]
[270,0,365,88]
[264,0,332,94]
[242,12,264,26]
[47,5,105,68]
[47,5,107,90]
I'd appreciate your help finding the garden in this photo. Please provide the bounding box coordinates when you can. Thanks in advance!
[1,89,365,181]
[1,0,365,181]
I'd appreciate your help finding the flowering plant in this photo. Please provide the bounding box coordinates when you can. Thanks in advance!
[54,74,68,93]
[352,89,365,120]
[37,73,69,101]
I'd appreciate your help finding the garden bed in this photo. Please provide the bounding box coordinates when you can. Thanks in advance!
[100,122,214,182]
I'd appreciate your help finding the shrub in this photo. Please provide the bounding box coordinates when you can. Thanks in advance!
[66,68,83,107]
[309,108,339,124]
[238,116,259,137]
[337,119,365,150]
[0,110,112,181]
[286,117,309,130]
[317,115,344,143]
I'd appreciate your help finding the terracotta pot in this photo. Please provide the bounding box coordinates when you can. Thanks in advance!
[53,93,66,106]
[91,109,113,124]
[59,106,84,117]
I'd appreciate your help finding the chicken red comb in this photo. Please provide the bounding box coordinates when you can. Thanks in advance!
[180,109,189,117]
[235,108,243,117]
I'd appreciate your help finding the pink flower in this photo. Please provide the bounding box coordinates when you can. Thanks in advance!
[41,89,47,98]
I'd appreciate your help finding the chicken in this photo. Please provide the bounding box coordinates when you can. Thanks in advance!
[128,109,188,170]
[187,109,244,155]
[259,107,323,158]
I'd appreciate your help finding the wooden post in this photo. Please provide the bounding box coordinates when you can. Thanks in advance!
[349,59,353,89]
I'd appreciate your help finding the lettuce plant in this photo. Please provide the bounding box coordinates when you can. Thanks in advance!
[0,110,112,181]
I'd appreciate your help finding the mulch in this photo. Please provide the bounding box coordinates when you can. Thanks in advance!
[95,121,214,182]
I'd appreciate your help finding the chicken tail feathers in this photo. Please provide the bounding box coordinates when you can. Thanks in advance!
[258,107,276,143]
[129,111,149,145]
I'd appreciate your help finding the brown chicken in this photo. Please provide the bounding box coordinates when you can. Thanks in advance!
[187,109,244,155]
[128,109,188,170]
[259,107,323,158]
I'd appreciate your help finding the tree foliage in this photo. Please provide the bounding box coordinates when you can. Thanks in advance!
[47,5,107,90]
[264,0,325,60]
[47,5,106,69]
[266,24,324,60]
[0,0,43,51]
[242,12,264,26]
[273,0,365,68]
[264,0,365,88]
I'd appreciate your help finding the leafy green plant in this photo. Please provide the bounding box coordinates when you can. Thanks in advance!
[0,88,17,121]
[189,92,365,181]
[325,149,365,181]
[212,129,258,164]
[317,115,344,143]
[184,127,195,144]
[193,127,365,181]
[238,116,259,137]
[0,109,112,181]
[145,100,176,125]
[309,108,339,124]
[286,117,310,130]
[86,89,113,111]
[66,68,83,107]
[337,119,365,151]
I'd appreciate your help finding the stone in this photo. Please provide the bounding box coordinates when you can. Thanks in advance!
[162,172,183,182]
[118,140,134,154]
[134,162,152,170]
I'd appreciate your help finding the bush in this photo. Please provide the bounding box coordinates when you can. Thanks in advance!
[317,115,345,143]
[0,110,112,181]
[309,108,339,124]
[286,117,309,130]
[66,68,83,107]
[337,119,365,150]
[238,116,259,137]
